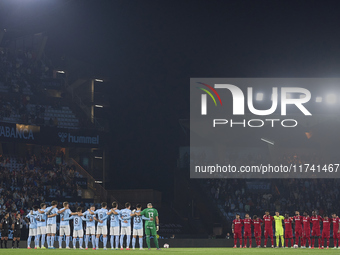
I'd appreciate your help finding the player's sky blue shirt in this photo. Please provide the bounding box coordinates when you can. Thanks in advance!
[95,208,108,226]
[120,208,132,228]
[59,208,72,226]
[83,210,96,227]
[36,209,47,227]
[110,209,121,227]
[46,206,58,225]
[63,215,88,231]
[26,211,38,229]
[132,210,150,230]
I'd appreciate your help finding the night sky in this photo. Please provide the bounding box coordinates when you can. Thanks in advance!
[1,0,340,198]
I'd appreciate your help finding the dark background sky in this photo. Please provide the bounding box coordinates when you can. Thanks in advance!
[1,0,340,199]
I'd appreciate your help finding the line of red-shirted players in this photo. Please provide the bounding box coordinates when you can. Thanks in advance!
[231,210,340,249]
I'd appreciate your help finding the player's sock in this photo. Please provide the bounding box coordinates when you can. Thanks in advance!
[120,235,124,248]
[0,239,3,248]
[95,237,99,248]
[318,238,321,247]
[16,240,20,248]
[132,237,136,249]
[276,236,279,247]
[59,236,62,248]
[327,238,329,247]
[264,237,267,246]
[270,237,273,246]
[139,237,143,248]
[35,236,38,247]
[4,240,7,248]
[126,235,130,248]
[281,236,284,247]
[115,236,119,249]
[285,239,288,247]
[66,236,70,247]
[146,235,151,249]
[80,238,83,248]
[27,236,31,247]
[103,237,107,248]
[110,236,114,248]
[91,235,95,248]
[84,235,88,248]
[73,238,77,248]
[12,240,15,248]
[41,234,46,247]
[152,235,159,249]
[312,238,315,246]
[234,236,237,246]
[37,235,41,247]
[249,237,252,246]
[47,236,50,247]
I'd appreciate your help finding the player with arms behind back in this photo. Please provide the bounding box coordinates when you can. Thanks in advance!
[263,210,274,248]
[252,215,263,248]
[139,203,161,250]
[302,211,311,248]
[311,210,322,249]
[12,212,23,249]
[284,214,294,248]
[243,213,252,248]
[232,213,243,248]
[321,214,331,249]
[332,213,339,249]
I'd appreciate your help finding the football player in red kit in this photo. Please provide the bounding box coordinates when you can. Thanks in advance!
[311,210,322,249]
[263,210,274,248]
[252,215,263,248]
[243,214,252,248]
[284,214,294,248]
[302,212,311,248]
[293,211,303,247]
[331,213,339,249]
[321,215,331,249]
[232,214,243,248]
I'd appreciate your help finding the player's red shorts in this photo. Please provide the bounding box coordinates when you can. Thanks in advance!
[264,229,273,237]
[303,229,310,237]
[285,231,293,239]
[234,232,242,239]
[254,231,261,238]
[295,229,302,236]
[322,231,330,239]
[312,229,321,236]
[244,231,251,237]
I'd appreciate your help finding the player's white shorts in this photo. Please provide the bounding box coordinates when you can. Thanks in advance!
[86,226,96,235]
[73,229,84,238]
[96,226,107,235]
[47,224,56,234]
[59,225,70,236]
[29,228,37,236]
[121,226,131,235]
[133,228,143,236]
[110,226,120,236]
[37,226,46,235]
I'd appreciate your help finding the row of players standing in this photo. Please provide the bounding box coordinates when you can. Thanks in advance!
[232,210,340,249]
[24,201,161,250]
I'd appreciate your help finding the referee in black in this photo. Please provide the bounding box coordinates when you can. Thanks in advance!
[12,213,22,249]
[0,212,12,248]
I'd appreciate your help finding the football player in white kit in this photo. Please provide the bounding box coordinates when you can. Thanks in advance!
[25,205,39,249]
[107,202,121,250]
[36,203,48,249]
[45,201,58,249]
[83,205,96,250]
[62,207,92,249]
[131,204,151,250]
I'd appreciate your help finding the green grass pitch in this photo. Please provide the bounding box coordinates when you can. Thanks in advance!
[1,248,340,254]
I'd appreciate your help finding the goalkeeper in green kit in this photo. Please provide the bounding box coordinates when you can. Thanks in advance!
[136,203,161,250]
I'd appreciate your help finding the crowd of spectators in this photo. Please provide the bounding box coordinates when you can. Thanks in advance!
[0,147,85,219]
